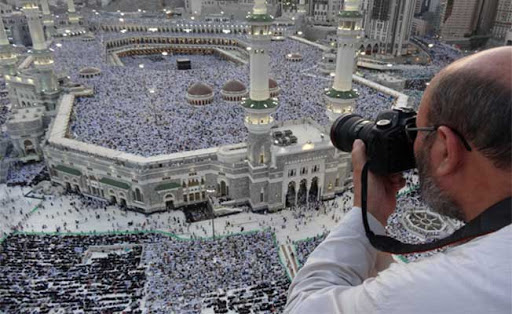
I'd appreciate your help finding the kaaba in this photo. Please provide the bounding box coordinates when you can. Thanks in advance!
[177,58,191,70]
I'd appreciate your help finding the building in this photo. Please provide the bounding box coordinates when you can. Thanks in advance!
[187,0,203,16]
[308,0,343,24]
[3,0,61,162]
[438,0,498,47]
[52,0,88,38]
[66,0,81,25]
[475,0,499,36]
[492,0,512,40]
[414,0,425,15]
[505,27,512,45]
[42,0,353,213]
[0,3,14,14]
[2,12,32,47]
[412,16,429,36]
[0,16,17,77]
[427,0,440,12]
[362,0,416,56]
[193,0,280,21]
[40,0,55,39]
[420,0,443,35]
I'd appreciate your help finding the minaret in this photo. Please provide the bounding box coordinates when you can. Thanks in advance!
[297,0,306,13]
[67,0,80,25]
[21,0,58,95]
[324,0,363,123]
[242,0,278,167]
[0,15,18,76]
[40,0,55,38]
[241,0,278,210]
[41,0,51,15]
[22,1,46,51]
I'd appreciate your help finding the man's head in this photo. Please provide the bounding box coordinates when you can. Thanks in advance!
[414,47,512,222]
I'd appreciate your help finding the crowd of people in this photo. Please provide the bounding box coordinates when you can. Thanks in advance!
[6,161,46,186]
[0,173,463,313]
[0,184,40,239]
[202,280,289,313]
[295,232,329,267]
[355,36,464,111]
[0,29,472,312]
[291,170,463,267]
[0,97,9,129]
[9,186,350,243]
[0,233,149,313]
[385,188,464,262]
[52,36,396,157]
[143,231,288,313]
[0,230,288,313]
[122,53,227,72]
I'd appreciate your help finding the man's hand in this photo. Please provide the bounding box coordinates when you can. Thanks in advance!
[352,140,405,226]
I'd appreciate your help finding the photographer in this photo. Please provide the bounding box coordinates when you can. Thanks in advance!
[285,47,511,313]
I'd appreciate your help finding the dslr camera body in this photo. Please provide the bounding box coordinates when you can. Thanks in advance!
[330,108,417,175]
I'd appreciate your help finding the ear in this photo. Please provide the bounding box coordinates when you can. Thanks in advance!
[432,126,464,177]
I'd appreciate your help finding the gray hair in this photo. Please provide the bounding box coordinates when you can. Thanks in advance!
[427,67,511,169]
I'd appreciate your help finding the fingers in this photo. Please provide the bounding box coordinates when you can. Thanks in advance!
[351,139,367,172]
[351,140,366,209]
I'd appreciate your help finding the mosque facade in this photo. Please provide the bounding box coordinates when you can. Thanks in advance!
[44,105,351,213]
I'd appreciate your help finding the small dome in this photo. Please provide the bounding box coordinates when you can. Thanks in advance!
[222,80,246,93]
[269,78,280,97]
[79,67,100,74]
[269,78,278,89]
[188,82,213,96]
[78,67,101,79]
[287,53,302,58]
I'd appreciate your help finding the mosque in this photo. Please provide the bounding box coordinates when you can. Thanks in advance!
[3,0,378,213]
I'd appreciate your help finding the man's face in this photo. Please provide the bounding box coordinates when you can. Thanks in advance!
[414,97,465,221]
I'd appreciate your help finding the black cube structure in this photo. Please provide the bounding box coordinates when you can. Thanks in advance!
[177,58,191,70]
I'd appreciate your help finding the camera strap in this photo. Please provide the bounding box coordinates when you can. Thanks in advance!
[360,162,512,254]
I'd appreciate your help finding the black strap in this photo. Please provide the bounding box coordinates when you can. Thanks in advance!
[361,162,512,254]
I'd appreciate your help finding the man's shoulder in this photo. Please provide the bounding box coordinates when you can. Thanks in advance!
[389,224,511,277]
[369,225,512,313]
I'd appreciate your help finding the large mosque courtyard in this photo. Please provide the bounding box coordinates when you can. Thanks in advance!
[53,37,396,157]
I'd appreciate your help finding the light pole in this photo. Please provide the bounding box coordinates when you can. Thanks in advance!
[148,88,159,126]
[206,188,216,239]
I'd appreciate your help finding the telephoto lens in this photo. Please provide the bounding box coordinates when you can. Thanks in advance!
[330,108,417,175]
[329,114,374,153]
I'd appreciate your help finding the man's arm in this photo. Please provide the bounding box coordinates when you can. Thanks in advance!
[285,207,390,313]
[284,140,405,313]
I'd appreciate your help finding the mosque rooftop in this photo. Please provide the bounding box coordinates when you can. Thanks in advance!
[272,120,331,155]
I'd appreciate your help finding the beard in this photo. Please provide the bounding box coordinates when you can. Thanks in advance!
[416,145,466,221]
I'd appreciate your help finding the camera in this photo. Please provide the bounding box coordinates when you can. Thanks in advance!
[330,108,417,175]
